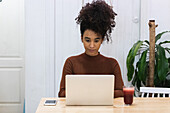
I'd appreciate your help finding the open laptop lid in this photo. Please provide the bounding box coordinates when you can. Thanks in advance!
[66,75,114,105]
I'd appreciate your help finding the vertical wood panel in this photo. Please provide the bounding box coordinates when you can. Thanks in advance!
[45,0,55,97]
[141,0,170,34]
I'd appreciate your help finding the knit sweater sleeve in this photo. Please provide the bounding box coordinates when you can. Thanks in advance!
[58,58,73,97]
[113,59,124,98]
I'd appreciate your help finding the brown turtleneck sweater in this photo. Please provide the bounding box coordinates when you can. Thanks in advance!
[58,52,124,98]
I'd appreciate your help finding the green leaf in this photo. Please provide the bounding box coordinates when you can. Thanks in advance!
[165,48,170,54]
[138,50,148,82]
[132,69,138,86]
[144,40,150,45]
[168,57,170,70]
[155,31,170,43]
[126,41,143,81]
[144,61,149,86]
[159,41,170,45]
[154,52,159,86]
[136,79,141,91]
[132,69,141,91]
[165,79,170,87]
[156,45,169,81]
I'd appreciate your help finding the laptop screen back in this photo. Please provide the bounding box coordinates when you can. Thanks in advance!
[66,75,114,105]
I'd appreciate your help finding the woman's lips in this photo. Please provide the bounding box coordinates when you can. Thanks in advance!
[89,49,96,52]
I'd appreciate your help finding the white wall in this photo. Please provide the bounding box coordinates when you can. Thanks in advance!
[25,0,46,112]
[25,0,55,113]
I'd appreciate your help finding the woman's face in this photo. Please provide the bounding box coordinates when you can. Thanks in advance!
[81,29,103,56]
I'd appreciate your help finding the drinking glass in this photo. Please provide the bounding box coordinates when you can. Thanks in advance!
[123,85,134,105]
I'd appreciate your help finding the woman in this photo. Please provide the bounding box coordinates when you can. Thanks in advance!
[58,0,124,98]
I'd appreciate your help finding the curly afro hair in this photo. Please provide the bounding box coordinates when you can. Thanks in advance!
[75,0,117,42]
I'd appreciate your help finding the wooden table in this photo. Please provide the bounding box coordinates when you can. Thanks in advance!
[36,98,170,113]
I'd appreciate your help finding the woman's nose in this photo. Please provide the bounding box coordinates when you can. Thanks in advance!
[90,41,95,48]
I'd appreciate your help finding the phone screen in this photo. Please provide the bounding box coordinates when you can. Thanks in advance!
[44,100,57,106]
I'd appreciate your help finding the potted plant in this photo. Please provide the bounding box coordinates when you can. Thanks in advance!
[126,31,170,92]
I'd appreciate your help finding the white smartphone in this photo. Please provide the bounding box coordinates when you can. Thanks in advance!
[44,100,57,106]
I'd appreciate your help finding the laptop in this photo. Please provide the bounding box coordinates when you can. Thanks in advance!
[66,75,114,105]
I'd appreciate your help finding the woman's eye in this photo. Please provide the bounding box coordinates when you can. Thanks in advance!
[85,40,90,42]
[95,40,99,43]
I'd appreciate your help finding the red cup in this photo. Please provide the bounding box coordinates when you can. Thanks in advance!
[123,86,134,105]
